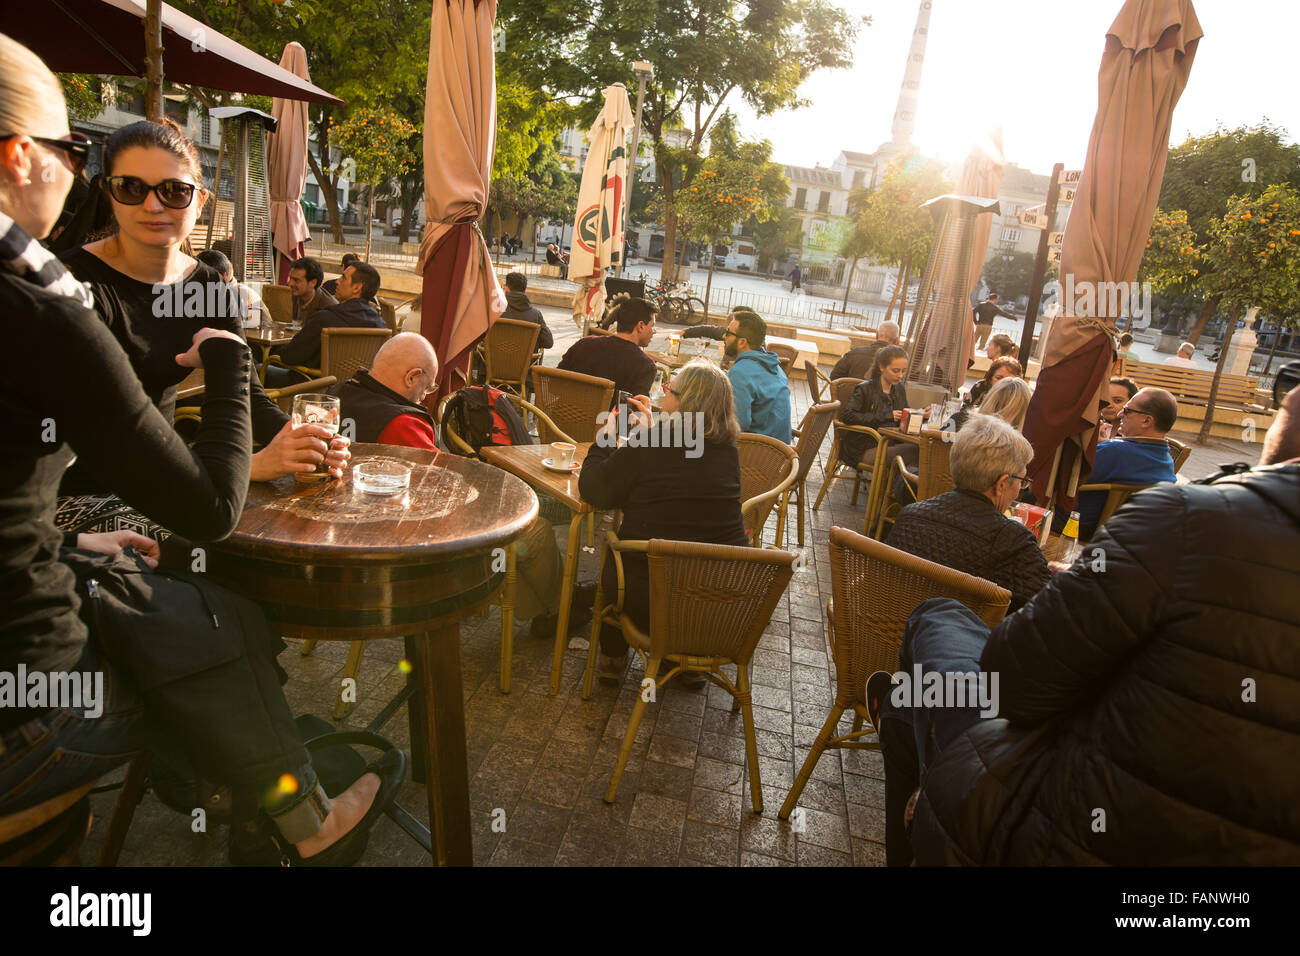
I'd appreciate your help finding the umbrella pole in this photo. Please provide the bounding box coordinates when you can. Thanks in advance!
[144,0,164,122]
[205,133,225,252]
[1044,443,1063,513]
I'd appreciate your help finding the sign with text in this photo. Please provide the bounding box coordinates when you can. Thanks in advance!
[1062,169,1083,186]
[1018,204,1049,229]
[1049,231,1065,248]
[1058,186,1077,204]
[1048,248,1063,264]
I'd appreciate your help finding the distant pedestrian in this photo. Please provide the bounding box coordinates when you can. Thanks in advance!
[972,292,1018,350]
[788,263,802,294]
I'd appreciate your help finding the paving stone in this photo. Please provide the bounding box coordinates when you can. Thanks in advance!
[645,732,699,769]
[739,813,797,862]
[697,730,748,765]
[489,838,559,866]
[522,766,585,809]
[503,800,573,847]
[692,756,745,795]
[618,826,682,866]
[637,759,695,802]
[680,821,740,866]
[627,792,688,839]
[687,786,744,828]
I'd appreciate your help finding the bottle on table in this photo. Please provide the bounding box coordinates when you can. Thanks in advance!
[1059,510,1082,564]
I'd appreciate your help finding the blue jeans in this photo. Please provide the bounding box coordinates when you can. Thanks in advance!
[0,644,149,816]
[879,598,992,866]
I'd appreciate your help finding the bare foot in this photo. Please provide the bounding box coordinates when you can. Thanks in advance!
[294,771,380,859]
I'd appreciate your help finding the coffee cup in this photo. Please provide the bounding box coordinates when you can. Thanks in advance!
[551,441,576,468]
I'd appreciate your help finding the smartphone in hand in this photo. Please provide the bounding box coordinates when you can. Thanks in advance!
[615,389,633,443]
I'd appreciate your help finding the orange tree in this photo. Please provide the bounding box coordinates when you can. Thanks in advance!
[674,120,787,317]
[331,108,419,258]
[1194,183,1300,441]
[1139,207,1204,296]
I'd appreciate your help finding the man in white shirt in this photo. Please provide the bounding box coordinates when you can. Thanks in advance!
[1162,341,1198,368]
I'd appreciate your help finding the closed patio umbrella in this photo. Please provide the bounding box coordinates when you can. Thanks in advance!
[417,0,504,405]
[958,130,1006,361]
[1024,0,1202,509]
[569,84,634,331]
[269,42,313,285]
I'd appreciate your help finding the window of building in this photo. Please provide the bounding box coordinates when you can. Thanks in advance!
[164,97,188,123]
[852,169,865,188]
[1001,227,1022,244]
[817,190,831,212]
[794,187,807,210]
[303,183,320,205]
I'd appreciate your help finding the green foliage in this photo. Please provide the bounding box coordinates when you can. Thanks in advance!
[980,249,1037,303]
[751,203,802,270]
[1138,208,1202,295]
[331,109,418,190]
[674,116,787,245]
[1200,183,1300,315]
[847,154,952,269]
[59,74,101,123]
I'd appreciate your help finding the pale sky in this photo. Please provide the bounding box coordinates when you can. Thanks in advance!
[732,0,1297,177]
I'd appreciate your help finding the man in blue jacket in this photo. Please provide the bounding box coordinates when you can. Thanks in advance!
[1077,386,1179,538]
[724,310,792,443]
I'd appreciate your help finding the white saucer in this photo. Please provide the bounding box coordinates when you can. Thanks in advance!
[541,457,580,473]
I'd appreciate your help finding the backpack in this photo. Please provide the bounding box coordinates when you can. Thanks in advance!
[440,385,535,456]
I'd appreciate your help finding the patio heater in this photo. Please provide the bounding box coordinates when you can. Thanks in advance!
[199,106,279,283]
[904,194,1001,392]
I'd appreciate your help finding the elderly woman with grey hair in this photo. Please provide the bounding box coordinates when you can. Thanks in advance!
[886,413,1052,613]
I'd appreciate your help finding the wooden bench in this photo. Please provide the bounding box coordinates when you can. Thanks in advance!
[1118,358,1275,442]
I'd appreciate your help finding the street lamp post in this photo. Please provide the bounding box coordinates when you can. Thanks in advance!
[617,60,653,279]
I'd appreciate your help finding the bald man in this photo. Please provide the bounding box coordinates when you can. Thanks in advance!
[330,332,440,448]
[831,320,901,381]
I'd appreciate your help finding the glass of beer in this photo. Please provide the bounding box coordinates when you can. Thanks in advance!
[291,394,341,481]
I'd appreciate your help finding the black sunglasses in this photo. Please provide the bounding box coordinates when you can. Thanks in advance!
[104,175,198,209]
[0,132,90,176]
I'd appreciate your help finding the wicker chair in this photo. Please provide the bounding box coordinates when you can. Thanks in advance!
[811,377,890,524]
[581,535,797,811]
[1076,482,1153,541]
[769,343,798,374]
[775,400,839,547]
[1165,436,1191,474]
[737,433,799,547]
[874,426,954,539]
[265,375,339,414]
[261,284,294,324]
[479,317,542,396]
[377,296,399,333]
[174,375,337,428]
[531,366,615,445]
[803,359,831,406]
[320,327,392,384]
[779,527,1011,820]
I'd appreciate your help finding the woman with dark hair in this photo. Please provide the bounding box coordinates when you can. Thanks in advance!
[579,361,749,686]
[837,345,921,470]
[967,355,1023,408]
[56,118,349,537]
[0,34,399,865]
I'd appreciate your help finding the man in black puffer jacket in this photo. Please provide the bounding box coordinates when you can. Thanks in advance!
[890,404,1300,865]
[500,272,553,349]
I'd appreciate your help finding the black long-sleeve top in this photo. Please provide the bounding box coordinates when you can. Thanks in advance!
[1,272,251,729]
[58,248,285,495]
[838,377,908,466]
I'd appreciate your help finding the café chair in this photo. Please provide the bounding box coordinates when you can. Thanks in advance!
[270,327,391,385]
[1075,482,1153,542]
[531,366,615,445]
[1165,436,1191,474]
[581,534,797,812]
[811,377,889,520]
[873,426,954,539]
[904,381,948,412]
[377,296,399,334]
[0,754,149,866]
[173,376,337,431]
[769,343,798,375]
[779,528,1010,821]
[477,317,542,397]
[737,433,798,548]
[776,400,839,548]
[261,284,294,325]
[803,359,832,406]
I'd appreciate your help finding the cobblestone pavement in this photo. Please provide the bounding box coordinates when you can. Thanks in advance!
[81,318,1260,865]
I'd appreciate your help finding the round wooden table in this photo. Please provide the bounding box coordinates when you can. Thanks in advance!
[204,444,537,865]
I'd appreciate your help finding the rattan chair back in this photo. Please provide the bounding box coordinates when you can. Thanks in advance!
[1165,436,1191,474]
[483,317,542,393]
[320,327,392,384]
[377,296,399,333]
[769,343,798,374]
[803,359,830,405]
[793,401,839,484]
[266,375,339,414]
[1075,482,1152,537]
[827,526,1010,709]
[531,365,615,444]
[737,433,798,545]
[916,426,955,500]
[261,284,294,324]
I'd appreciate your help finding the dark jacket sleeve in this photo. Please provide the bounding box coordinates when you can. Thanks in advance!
[250,376,290,445]
[683,325,725,341]
[578,441,639,510]
[530,307,553,350]
[979,484,1184,725]
[47,305,251,541]
[275,313,327,368]
[841,380,893,430]
[998,526,1054,612]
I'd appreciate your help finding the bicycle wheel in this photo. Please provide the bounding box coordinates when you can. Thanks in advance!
[683,296,706,319]
[659,297,683,324]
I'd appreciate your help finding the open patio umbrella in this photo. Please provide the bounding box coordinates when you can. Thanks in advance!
[1023,0,1202,509]
[569,84,634,332]
[13,0,342,105]
[268,42,313,285]
[417,0,504,406]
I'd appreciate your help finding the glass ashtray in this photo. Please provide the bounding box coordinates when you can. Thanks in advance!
[353,457,412,496]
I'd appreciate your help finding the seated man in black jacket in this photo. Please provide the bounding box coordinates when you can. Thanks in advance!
[500,272,553,349]
[876,402,1300,866]
[266,261,386,387]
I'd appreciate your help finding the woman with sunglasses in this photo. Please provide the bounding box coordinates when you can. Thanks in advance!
[56,118,348,538]
[0,33,397,865]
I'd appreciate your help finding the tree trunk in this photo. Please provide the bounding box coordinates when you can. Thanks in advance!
[1196,303,1242,444]
[1261,321,1284,384]
[894,257,913,326]
[883,262,905,325]
[841,256,859,313]
[660,177,679,283]
[307,148,344,245]
[1186,294,1221,347]
[364,186,375,260]
[704,236,717,319]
